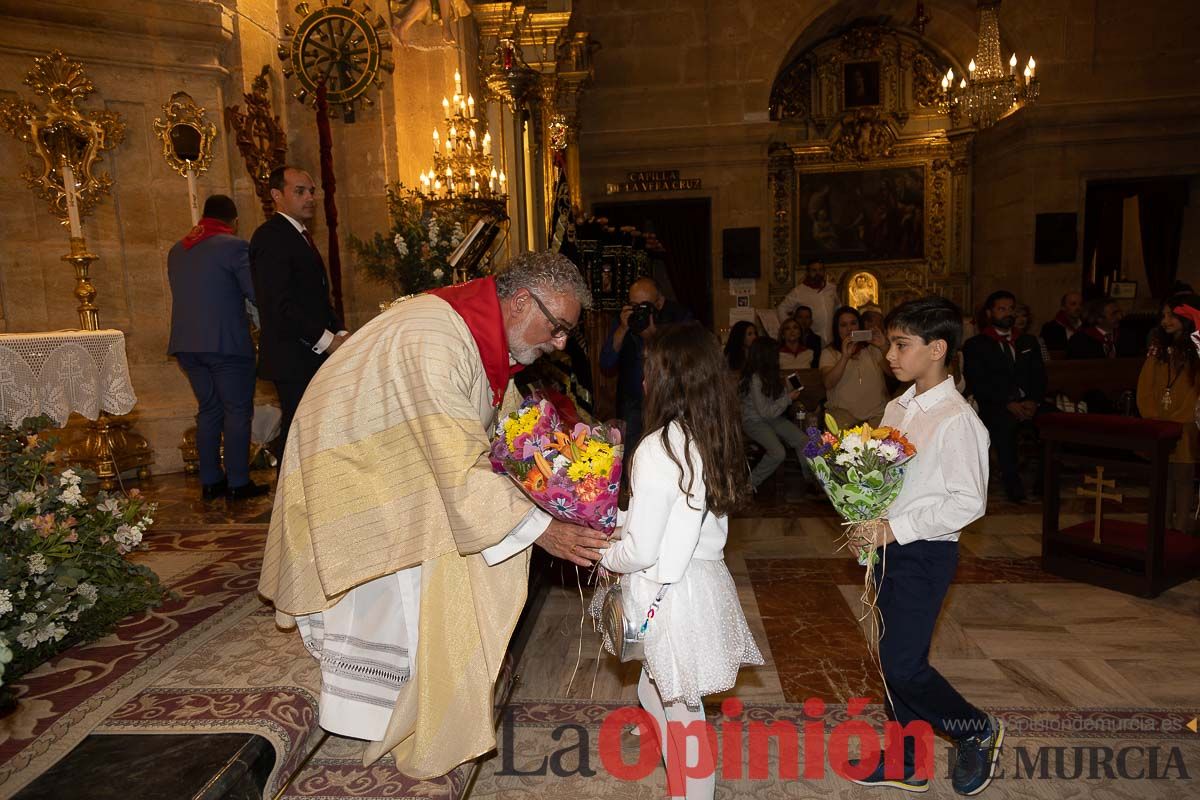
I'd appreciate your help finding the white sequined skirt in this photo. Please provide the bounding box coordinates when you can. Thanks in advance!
[621,559,763,709]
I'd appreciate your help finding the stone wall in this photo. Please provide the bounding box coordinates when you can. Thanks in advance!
[572,0,1200,329]
[0,0,469,473]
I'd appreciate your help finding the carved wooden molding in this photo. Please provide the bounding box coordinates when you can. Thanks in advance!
[223,66,288,218]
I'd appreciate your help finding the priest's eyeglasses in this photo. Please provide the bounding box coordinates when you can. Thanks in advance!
[526,290,574,340]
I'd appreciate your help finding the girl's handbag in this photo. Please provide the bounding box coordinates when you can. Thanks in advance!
[600,580,667,663]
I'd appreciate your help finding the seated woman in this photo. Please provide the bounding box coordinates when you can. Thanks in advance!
[1136,294,1200,534]
[739,336,807,490]
[820,305,891,429]
[724,320,758,373]
[778,318,817,370]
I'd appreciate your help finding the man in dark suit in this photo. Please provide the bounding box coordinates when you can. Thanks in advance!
[1040,291,1083,351]
[250,165,347,461]
[1067,297,1123,360]
[168,195,267,501]
[963,290,1048,502]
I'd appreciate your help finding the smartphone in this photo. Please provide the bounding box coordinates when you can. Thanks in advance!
[786,373,803,391]
[850,329,873,343]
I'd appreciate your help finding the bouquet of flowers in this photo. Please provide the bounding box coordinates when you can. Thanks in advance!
[804,414,917,565]
[0,417,164,693]
[489,397,623,534]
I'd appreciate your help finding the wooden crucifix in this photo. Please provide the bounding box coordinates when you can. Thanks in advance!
[1076,466,1123,544]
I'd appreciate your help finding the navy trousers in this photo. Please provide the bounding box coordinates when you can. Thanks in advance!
[176,353,256,487]
[874,539,987,761]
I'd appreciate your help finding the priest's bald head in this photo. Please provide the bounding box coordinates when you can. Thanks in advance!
[495,251,593,365]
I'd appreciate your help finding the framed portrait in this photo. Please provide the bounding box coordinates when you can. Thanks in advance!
[843,61,881,108]
[1110,280,1137,299]
[797,164,925,264]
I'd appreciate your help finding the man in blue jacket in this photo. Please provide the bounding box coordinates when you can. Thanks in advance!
[167,195,267,501]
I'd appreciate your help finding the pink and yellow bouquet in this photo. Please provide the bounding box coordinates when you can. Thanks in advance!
[489,397,623,533]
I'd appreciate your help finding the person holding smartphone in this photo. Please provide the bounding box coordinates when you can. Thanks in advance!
[820,305,891,429]
[739,337,809,490]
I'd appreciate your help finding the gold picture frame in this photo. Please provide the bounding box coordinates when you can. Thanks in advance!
[153,91,217,178]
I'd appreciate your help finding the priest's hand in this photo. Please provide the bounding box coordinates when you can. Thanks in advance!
[536,520,609,567]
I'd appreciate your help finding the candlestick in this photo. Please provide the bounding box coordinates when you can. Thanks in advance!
[60,158,83,238]
[185,164,200,225]
[1027,57,1036,79]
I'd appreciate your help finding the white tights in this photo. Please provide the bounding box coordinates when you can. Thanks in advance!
[637,669,715,799]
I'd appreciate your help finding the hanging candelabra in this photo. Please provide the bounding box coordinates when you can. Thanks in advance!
[941,0,1039,129]
[417,69,507,210]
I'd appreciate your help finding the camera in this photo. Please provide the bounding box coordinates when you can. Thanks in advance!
[627,301,658,334]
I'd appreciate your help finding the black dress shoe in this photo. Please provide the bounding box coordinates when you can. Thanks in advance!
[201,479,228,501]
[227,481,270,501]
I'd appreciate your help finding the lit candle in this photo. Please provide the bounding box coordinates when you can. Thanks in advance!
[490,167,497,192]
[959,78,966,89]
[445,139,452,153]
[499,170,506,191]
[442,97,450,118]
[947,68,954,84]
[1023,65,1032,82]
[941,76,949,90]
[460,100,467,117]
[469,166,476,179]
[1009,53,1017,75]
[968,59,976,74]
[433,129,440,151]
[60,158,82,238]
[469,128,477,149]
[1027,56,1036,78]
[467,94,475,117]
[454,69,462,96]
[449,125,457,141]
[482,132,491,156]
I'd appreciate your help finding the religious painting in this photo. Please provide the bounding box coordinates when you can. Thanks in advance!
[843,61,881,108]
[798,165,925,264]
[846,271,880,308]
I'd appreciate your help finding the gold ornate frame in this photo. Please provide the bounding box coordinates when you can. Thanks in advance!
[153,91,217,177]
[0,50,125,226]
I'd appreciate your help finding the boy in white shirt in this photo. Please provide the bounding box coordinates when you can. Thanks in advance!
[852,296,1003,796]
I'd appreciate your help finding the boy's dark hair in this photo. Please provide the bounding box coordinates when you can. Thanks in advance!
[983,290,1016,312]
[885,295,964,366]
[201,194,237,223]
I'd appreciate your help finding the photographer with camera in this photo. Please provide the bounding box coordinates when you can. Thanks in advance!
[600,277,692,450]
[820,305,891,429]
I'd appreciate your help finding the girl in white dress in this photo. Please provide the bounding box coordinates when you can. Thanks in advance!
[600,322,763,799]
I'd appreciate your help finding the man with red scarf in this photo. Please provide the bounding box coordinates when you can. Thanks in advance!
[167,195,266,501]
[778,260,839,345]
[963,290,1048,502]
[1040,291,1083,352]
[1067,297,1124,360]
[259,251,608,780]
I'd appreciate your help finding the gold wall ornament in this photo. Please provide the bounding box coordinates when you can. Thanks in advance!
[0,50,125,228]
[224,66,289,218]
[153,91,217,178]
[279,0,394,122]
[830,111,896,162]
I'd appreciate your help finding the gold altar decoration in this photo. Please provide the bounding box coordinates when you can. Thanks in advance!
[1077,466,1123,545]
[485,37,541,110]
[940,0,1039,129]
[225,66,289,218]
[279,0,394,121]
[63,415,153,490]
[0,50,125,227]
[153,91,217,177]
[63,236,100,331]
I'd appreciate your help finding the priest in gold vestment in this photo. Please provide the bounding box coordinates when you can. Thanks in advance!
[258,252,608,777]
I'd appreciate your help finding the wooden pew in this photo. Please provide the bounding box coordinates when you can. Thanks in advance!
[1043,357,1143,409]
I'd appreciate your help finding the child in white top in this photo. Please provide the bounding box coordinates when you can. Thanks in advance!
[851,296,1002,796]
[601,322,763,800]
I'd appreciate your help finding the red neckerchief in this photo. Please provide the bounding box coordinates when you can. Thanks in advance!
[1054,310,1080,334]
[181,217,235,250]
[802,276,826,291]
[1082,326,1114,354]
[982,326,1016,346]
[780,342,810,355]
[427,276,521,407]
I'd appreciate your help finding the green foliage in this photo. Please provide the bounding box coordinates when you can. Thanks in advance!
[349,183,490,297]
[0,416,165,690]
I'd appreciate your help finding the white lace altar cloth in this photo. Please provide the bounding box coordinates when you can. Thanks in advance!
[0,330,138,427]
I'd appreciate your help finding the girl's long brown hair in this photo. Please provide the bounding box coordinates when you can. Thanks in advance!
[641,322,751,516]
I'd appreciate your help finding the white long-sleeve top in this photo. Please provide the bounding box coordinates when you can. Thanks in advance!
[740,374,791,424]
[882,376,990,545]
[601,422,726,582]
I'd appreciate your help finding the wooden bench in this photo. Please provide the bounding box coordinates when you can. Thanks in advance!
[1043,356,1143,408]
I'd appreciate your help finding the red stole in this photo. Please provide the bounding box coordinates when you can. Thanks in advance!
[427,277,521,407]
[983,326,1018,362]
[181,217,235,250]
[1054,310,1080,335]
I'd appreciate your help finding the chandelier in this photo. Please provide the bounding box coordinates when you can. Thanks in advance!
[417,69,506,208]
[941,0,1039,129]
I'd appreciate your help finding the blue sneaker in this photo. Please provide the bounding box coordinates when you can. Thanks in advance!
[952,715,1005,796]
[848,753,930,793]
